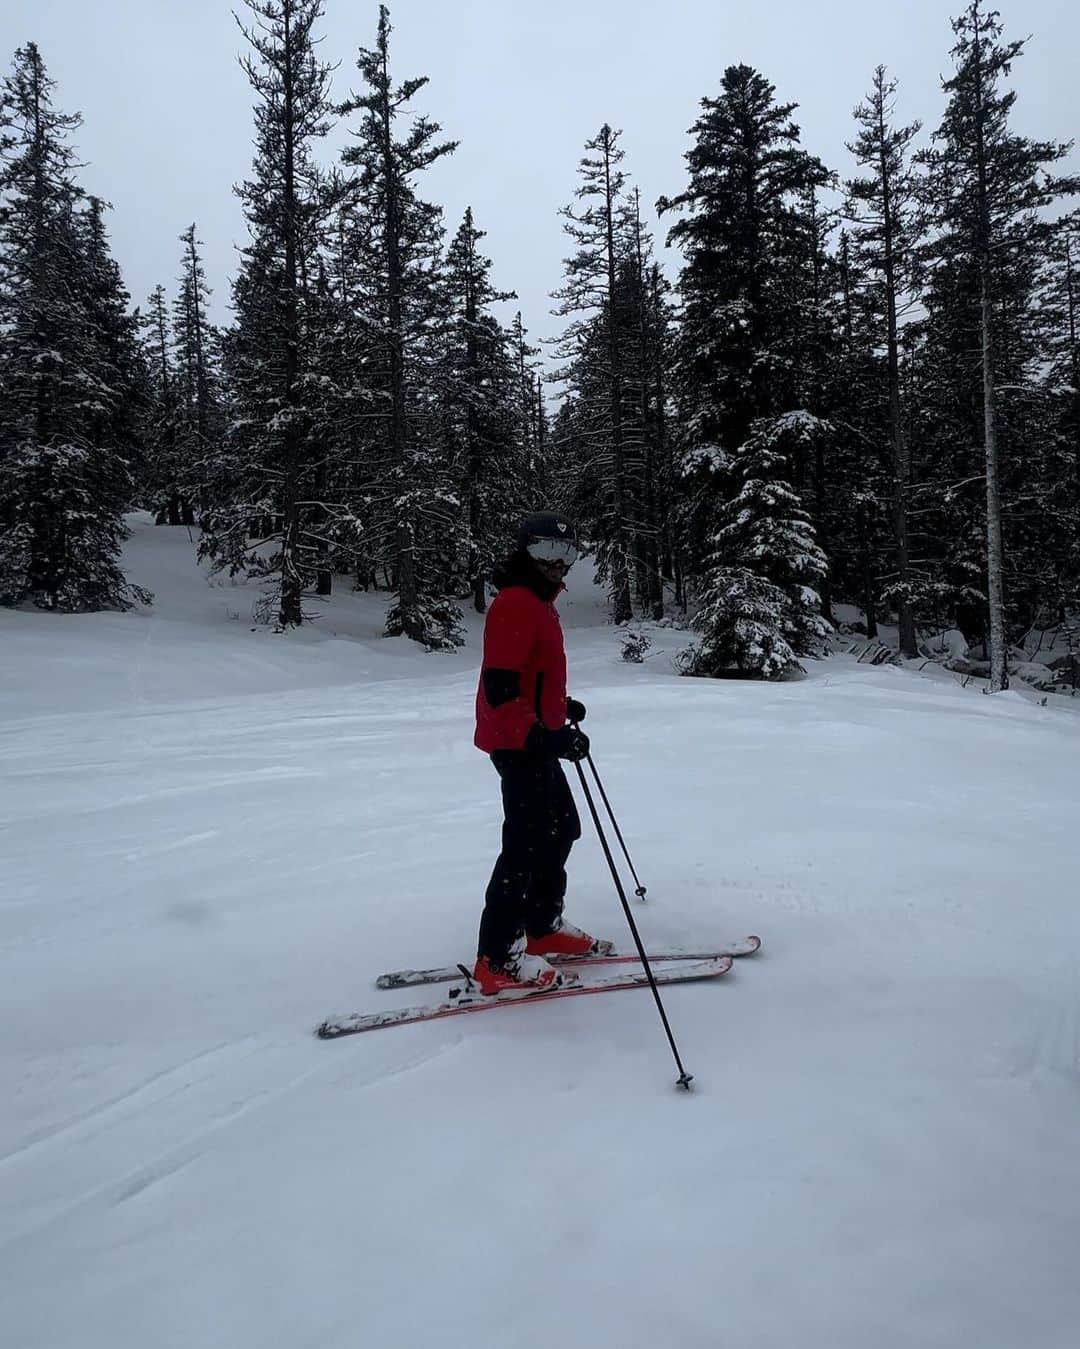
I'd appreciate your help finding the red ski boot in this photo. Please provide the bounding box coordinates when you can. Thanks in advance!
[526,920,610,959]
[471,951,562,996]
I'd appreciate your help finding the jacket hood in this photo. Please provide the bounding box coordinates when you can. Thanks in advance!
[491,549,562,603]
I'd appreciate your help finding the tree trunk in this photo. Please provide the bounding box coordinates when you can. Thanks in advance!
[862,549,879,637]
[674,549,687,614]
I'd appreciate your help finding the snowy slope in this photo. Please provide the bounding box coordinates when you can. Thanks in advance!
[2,515,1078,1349]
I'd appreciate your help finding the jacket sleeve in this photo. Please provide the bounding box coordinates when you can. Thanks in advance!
[480,591,540,748]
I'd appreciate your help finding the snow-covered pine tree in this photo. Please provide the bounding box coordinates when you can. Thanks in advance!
[680,415,830,679]
[303,227,370,598]
[903,236,989,641]
[553,261,657,614]
[305,195,381,595]
[552,308,618,559]
[442,208,523,613]
[0,44,149,612]
[1047,225,1080,489]
[658,65,831,479]
[658,65,831,667]
[508,312,548,504]
[845,66,922,655]
[171,224,222,518]
[200,0,339,629]
[138,284,190,525]
[622,190,671,620]
[553,124,636,623]
[78,196,146,464]
[820,229,893,638]
[1035,221,1080,619]
[787,180,846,623]
[918,2,1079,689]
[337,5,463,648]
[645,262,682,609]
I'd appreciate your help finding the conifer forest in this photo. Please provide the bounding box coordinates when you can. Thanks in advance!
[2,1,1078,691]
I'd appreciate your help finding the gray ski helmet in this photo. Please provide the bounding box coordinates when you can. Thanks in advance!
[516,511,580,567]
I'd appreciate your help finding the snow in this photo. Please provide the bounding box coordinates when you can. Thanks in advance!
[769,409,829,433]
[920,627,971,664]
[2,514,1079,1348]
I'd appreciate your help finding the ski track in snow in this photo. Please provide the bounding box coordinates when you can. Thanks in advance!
[1,1033,461,1252]
[1,515,1079,1348]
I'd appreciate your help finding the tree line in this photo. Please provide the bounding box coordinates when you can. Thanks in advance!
[1,2,1076,688]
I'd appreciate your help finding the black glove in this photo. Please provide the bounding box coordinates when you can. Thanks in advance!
[566,697,587,724]
[526,722,590,763]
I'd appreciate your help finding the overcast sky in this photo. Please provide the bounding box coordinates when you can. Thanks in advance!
[3,0,1078,361]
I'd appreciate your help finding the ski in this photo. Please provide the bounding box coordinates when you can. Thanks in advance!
[374,935,760,990]
[318,956,733,1039]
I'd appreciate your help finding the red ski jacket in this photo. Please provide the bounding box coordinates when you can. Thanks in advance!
[474,576,567,753]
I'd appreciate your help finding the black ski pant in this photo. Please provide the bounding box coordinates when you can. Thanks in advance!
[478,749,582,966]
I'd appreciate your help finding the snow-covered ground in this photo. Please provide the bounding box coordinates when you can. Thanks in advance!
[2,515,1078,1349]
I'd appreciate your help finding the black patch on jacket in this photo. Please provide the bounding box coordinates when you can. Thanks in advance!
[483,668,521,708]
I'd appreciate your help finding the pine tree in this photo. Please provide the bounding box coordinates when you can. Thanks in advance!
[820,230,893,637]
[621,190,670,620]
[919,2,1079,688]
[508,312,547,502]
[443,208,522,612]
[1047,224,1080,488]
[172,223,221,515]
[0,44,149,611]
[1029,217,1080,624]
[200,0,339,629]
[79,197,145,460]
[679,415,830,679]
[304,195,379,595]
[659,65,831,671]
[788,181,845,622]
[645,262,681,609]
[553,124,636,622]
[337,4,463,648]
[658,65,831,471]
[845,67,922,654]
[139,284,189,525]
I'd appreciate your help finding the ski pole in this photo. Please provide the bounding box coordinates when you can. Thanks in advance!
[571,758,694,1091]
[569,715,647,900]
[583,749,647,900]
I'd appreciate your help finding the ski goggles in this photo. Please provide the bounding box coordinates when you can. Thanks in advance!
[525,536,579,567]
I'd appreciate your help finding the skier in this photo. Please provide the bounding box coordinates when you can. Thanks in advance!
[472,512,607,994]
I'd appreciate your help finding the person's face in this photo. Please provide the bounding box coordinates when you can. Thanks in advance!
[533,556,569,586]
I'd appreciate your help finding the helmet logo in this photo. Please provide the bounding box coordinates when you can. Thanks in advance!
[557,522,567,534]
